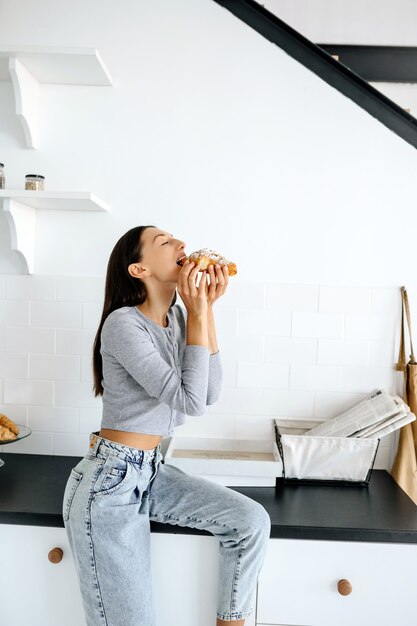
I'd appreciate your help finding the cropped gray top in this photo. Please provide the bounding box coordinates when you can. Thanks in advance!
[99,304,223,436]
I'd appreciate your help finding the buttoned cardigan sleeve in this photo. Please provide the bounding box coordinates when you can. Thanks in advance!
[206,350,223,405]
[101,313,210,417]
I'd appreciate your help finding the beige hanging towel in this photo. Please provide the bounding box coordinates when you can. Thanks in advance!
[390,286,417,505]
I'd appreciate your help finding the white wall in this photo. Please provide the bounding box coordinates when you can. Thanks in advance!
[0,0,415,471]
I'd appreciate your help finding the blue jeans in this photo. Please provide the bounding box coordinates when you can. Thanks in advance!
[63,431,271,625]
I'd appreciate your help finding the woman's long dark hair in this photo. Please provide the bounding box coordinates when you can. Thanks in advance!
[92,225,177,396]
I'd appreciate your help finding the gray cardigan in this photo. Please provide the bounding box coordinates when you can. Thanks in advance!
[100,304,223,436]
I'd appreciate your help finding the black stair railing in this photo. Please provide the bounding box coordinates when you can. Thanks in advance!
[212,0,417,149]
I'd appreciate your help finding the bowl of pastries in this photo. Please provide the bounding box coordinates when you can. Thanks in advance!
[0,414,20,441]
[0,414,31,467]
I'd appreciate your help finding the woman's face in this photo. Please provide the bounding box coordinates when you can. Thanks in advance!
[138,227,187,280]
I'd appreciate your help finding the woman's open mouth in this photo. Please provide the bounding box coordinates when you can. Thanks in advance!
[176,255,187,266]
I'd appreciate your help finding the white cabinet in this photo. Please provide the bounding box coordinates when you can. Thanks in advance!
[0,524,256,626]
[256,538,417,626]
[151,532,256,626]
[6,522,415,626]
[0,524,86,626]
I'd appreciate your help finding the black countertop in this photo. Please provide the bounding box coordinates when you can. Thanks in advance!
[0,452,416,543]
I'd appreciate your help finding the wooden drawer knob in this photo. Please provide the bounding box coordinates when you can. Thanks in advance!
[48,547,63,564]
[338,578,352,595]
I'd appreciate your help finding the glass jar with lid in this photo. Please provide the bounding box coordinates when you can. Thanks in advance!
[25,174,45,191]
[0,163,5,190]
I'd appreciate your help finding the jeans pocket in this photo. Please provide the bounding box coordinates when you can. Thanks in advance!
[63,469,83,522]
[94,458,132,498]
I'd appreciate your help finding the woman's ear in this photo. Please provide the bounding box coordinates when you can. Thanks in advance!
[128,263,148,279]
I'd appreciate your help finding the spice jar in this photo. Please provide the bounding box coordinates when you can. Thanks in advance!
[0,163,5,190]
[25,174,45,191]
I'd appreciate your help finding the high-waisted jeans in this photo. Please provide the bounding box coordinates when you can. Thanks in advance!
[62,431,271,625]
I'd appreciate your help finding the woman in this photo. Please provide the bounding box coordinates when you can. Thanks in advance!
[62,225,271,626]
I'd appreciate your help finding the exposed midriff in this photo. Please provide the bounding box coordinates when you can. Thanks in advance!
[98,428,163,450]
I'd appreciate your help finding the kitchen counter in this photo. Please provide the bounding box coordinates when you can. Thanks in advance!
[0,452,416,542]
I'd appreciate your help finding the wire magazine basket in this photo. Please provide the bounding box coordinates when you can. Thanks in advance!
[274,418,380,487]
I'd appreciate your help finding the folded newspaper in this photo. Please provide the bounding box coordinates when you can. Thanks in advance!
[304,389,416,439]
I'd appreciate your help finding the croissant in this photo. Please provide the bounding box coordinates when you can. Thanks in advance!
[0,413,19,437]
[0,425,17,442]
[177,248,237,276]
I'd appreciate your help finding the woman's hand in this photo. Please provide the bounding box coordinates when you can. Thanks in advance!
[205,264,229,307]
[177,260,208,317]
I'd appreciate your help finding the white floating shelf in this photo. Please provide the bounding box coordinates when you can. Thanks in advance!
[0,46,112,148]
[0,190,110,211]
[0,45,113,84]
[0,190,110,274]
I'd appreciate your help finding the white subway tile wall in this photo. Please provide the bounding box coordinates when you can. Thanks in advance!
[0,275,403,470]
